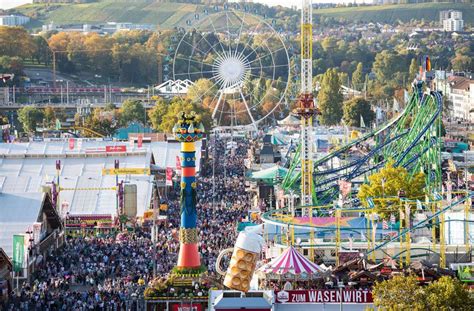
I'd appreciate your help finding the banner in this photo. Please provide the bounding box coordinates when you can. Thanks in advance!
[12,235,24,273]
[275,290,373,304]
[171,304,202,311]
[137,135,143,148]
[102,168,150,175]
[166,167,173,186]
[176,156,182,174]
[105,145,127,153]
[68,138,75,150]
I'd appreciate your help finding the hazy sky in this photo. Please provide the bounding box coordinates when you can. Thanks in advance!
[0,0,363,10]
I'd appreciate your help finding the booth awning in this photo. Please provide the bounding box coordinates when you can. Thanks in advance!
[260,246,323,275]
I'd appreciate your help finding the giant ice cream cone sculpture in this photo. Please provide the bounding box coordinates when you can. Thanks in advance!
[173,111,204,269]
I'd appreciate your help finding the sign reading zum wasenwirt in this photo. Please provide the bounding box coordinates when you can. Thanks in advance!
[12,235,25,273]
[275,290,373,304]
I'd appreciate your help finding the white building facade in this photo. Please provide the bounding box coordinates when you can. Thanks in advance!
[440,10,464,32]
[0,15,30,26]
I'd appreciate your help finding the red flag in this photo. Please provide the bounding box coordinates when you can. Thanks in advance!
[176,156,182,174]
[68,138,75,150]
[166,167,173,186]
[137,134,143,148]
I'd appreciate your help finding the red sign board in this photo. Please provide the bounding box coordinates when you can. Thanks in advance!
[106,145,127,153]
[275,290,373,304]
[171,303,202,311]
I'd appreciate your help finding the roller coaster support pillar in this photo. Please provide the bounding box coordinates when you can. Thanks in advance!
[309,207,314,261]
[399,205,404,268]
[335,208,341,266]
[405,202,411,266]
[465,197,472,256]
[439,201,446,268]
[431,200,437,256]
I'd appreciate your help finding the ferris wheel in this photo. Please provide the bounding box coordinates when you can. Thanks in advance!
[173,10,290,129]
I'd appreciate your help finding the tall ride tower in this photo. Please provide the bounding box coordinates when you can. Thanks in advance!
[296,0,316,207]
[173,112,205,269]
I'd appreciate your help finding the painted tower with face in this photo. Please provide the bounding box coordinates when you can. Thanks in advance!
[173,111,204,268]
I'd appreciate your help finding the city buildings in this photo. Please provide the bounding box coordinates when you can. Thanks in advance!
[440,10,464,32]
[434,71,473,122]
[0,15,30,26]
[41,21,154,34]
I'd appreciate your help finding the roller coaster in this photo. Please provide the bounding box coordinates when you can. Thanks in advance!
[281,80,442,204]
[261,80,474,267]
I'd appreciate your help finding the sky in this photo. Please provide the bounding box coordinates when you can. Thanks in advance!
[0,0,362,11]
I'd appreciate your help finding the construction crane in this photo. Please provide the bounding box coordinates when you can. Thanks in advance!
[295,0,317,208]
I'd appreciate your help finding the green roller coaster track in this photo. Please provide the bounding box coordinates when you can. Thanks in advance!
[280,82,443,205]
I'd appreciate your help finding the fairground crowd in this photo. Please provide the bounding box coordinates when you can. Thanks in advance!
[3,137,251,311]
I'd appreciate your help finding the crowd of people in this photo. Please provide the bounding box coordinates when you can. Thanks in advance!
[6,234,151,310]
[4,136,253,310]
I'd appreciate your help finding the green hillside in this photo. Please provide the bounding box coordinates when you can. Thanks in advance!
[10,1,474,28]
[12,1,204,29]
[314,3,474,24]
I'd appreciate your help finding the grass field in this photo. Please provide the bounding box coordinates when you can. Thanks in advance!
[11,1,474,28]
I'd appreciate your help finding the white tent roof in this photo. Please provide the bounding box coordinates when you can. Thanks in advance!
[150,141,202,171]
[0,192,44,257]
[277,114,300,126]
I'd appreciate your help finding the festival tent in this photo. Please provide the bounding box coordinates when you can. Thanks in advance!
[249,165,290,183]
[271,134,287,145]
[277,114,300,126]
[259,246,323,276]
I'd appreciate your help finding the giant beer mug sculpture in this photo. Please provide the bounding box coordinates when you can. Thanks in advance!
[216,227,264,292]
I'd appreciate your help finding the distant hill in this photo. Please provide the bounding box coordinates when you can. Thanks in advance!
[314,3,474,24]
[11,1,204,29]
[10,1,474,29]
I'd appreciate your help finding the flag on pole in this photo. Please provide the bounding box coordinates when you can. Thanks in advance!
[405,204,411,229]
[165,167,173,186]
[382,219,388,230]
[416,200,423,211]
[13,235,24,273]
[360,115,366,128]
[367,197,375,209]
[176,156,182,175]
[390,213,396,225]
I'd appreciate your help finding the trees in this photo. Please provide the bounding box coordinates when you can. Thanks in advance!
[148,97,212,133]
[317,68,343,126]
[186,79,217,104]
[17,106,44,133]
[424,276,474,311]
[148,97,169,132]
[373,275,474,311]
[119,100,146,126]
[372,275,426,311]
[0,26,36,59]
[408,58,418,81]
[357,161,425,218]
[351,62,364,90]
[342,97,375,127]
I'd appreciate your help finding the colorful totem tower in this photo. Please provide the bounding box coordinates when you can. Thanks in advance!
[173,111,205,269]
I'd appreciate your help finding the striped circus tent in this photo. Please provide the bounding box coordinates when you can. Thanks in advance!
[260,246,323,275]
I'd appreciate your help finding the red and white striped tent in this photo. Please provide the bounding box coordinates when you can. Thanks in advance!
[260,246,323,275]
